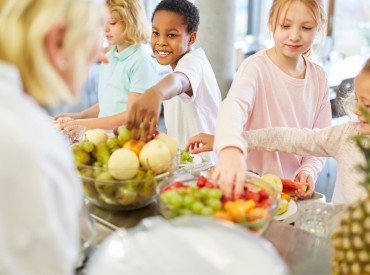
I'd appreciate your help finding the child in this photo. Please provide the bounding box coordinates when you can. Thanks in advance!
[125,0,222,164]
[0,0,106,273]
[234,58,370,204]
[55,0,158,130]
[212,0,332,200]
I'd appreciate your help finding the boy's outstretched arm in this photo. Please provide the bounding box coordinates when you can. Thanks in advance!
[126,72,191,142]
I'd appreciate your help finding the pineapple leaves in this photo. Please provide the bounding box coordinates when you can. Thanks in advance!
[353,104,370,191]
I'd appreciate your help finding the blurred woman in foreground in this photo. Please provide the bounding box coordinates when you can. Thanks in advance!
[0,0,107,273]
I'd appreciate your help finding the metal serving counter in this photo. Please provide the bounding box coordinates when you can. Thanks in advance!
[87,199,345,275]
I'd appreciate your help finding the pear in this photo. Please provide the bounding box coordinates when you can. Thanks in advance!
[139,140,171,174]
[94,144,110,164]
[108,148,139,180]
[154,133,178,159]
[74,149,91,165]
[115,183,137,205]
[82,179,98,199]
[94,171,115,198]
[85,129,108,146]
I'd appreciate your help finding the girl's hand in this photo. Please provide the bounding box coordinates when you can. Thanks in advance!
[54,113,78,121]
[185,133,214,154]
[60,119,89,131]
[212,147,246,201]
[294,171,314,200]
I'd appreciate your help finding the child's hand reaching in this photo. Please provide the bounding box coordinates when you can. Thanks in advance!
[294,171,314,200]
[54,113,78,122]
[53,115,74,130]
[60,118,98,132]
[212,147,246,201]
[185,133,214,154]
[126,89,163,142]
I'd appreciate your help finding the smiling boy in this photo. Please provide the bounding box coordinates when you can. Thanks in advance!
[126,0,221,164]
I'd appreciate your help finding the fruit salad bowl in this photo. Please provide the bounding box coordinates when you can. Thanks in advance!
[77,156,178,211]
[157,175,280,235]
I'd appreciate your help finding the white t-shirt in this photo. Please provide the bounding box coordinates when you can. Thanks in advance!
[163,48,222,164]
[0,62,83,274]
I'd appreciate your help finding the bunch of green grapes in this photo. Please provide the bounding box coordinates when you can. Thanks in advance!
[180,149,193,164]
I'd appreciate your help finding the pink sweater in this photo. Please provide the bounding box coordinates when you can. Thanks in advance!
[214,50,332,181]
[243,122,366,204]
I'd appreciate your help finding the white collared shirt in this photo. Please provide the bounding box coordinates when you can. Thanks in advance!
[0,61,83,274]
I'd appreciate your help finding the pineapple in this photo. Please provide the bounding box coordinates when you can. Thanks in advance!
[331,105,370,274]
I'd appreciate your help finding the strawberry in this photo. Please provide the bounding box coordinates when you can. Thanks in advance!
[281,178,308,195]
[258,189,270,201]
[196,175,207,188]
[172,181,186,188]
[245,190,260,203]
[204,181,214,189]
[258,198,274,209]
[161,181,186,193]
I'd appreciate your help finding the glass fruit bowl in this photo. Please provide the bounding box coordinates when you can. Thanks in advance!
[157,174,280,235]
[76,156,178,211]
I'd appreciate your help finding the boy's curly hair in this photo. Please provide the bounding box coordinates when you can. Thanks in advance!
[361,58,370,73]
[151,0,200,33]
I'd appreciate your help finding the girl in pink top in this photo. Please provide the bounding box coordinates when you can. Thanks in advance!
[189,59,370,204]
[213,0,332,200]
[237,58,370,204]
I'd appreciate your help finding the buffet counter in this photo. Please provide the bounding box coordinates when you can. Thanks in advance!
[87,199,345,275]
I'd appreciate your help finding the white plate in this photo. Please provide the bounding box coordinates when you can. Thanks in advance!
[245,171,260,179]
[191,154,202,165]
[179,154,203,167]
[86,216,288,275]
[274,200,298,221]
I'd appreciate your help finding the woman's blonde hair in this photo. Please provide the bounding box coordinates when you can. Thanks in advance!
[268,0,327,56]
[0,0,106,106]
[107,0,150,45]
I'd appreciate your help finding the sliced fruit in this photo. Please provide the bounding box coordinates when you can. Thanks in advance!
[281,192,291,202]
[247,207,269,222]
[213,211,233,222]
[245,190,260,204]
[260,174,283,193]
[281,178,308,196]
[277,199,289,215]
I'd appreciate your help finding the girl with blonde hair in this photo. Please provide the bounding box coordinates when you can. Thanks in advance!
[188,0,332,200]
[237,58,370,204]
[0,0,107,273]
[55,0,158,130]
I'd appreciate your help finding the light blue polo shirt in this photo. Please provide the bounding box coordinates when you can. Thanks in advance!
[98,44,158,117]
